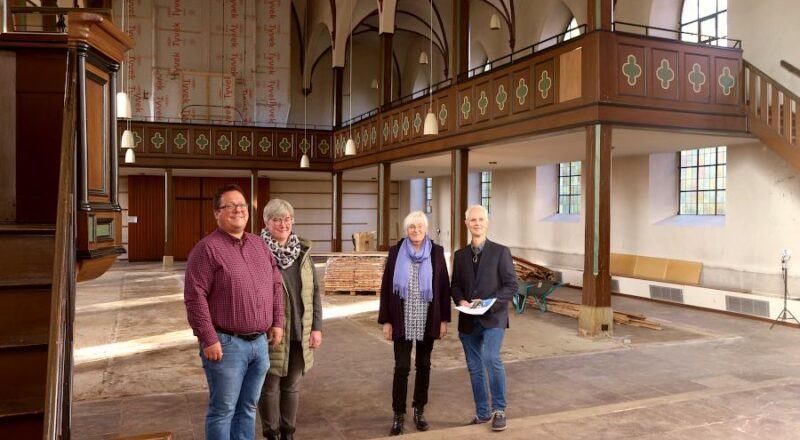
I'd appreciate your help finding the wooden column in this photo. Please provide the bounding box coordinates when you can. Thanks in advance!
[588,0,613,32]
[250,169,259,234]
[378,163,391,251]
[163,168,174,268]
[109,62,120,208]
[580,124,613,337]
[379,33,393,107]
[452,0,470,82]
[450,149,468,252]
[332,66,344,128]
[332,171,343,252]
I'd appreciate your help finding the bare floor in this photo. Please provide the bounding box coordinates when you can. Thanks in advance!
[73,262,800,439]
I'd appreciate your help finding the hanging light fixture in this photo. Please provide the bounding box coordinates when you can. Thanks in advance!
[418,51,429,65]
[120,129,134,149]
[300,5,310,168]
[371,78,379,89]
[344,0,356,156]
[119,0,135,163]
[423,0,438,136]
[490,13,501,30]
[116,1,132,119]
[124,147,136,164]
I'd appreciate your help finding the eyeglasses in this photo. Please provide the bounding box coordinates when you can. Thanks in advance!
[407,224,426,231]
[269,217,293,225]
[218,203,248,212]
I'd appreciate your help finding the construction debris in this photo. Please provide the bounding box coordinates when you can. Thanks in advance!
[530,297,663,330]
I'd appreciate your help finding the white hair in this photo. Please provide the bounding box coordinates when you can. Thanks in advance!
[263,198,294,222]
[464,204,488,220]
[402,211,429,234]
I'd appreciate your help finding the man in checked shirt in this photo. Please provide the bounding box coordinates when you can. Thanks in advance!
[185,184,285,440]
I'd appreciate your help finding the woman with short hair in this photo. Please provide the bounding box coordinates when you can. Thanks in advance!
[258,198,322,440]
[378,210,451,436]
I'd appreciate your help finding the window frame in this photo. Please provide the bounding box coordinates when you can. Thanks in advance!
[424,177,433,214]
[557,161,582,215]
[480,171,492,214]
[678,146,727,216]
[680,0,728,46]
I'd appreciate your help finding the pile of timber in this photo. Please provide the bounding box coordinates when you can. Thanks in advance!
[324,255,386,295]
[531,297,663,330]
[513,256,558,282]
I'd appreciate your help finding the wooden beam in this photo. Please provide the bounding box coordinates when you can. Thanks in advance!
[163,168,174,267]
[378,163,391,251]
[450,149,468,252]
[332,66,344,128]
[452,0,469,82]
[587,0,613,32]
[332,171,343,252]
[380,33,393,108]
[580,124,612,337]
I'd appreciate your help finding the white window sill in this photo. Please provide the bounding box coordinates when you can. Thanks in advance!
[656,215,725,227]
[541,213,581,223]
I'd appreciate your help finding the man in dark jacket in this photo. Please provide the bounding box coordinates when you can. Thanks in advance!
[451,204,518,432]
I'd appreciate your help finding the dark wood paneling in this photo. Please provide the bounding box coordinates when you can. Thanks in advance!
[86,68,109,201]
[127,175,164,261]
[15,50,66,223]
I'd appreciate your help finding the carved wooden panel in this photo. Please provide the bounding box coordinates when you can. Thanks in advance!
[492,74,511,120]
[275,133,294,158]
[192,128,212,155]
[255,131,274,157]
[145,125,167,154]
[474,80,491,124]
[650,49,680,101]
[171,127,189,154]
[534,59,556,107]
[234,130,254,157]
[457,85,474,127]
[436,92,454,133]
[316,134,332,159]
[85,66,109,200]
[617,44,646,97]
[714,57,740,106]
[511,67,532,114]
[213,128,234,156]
[684,53,711,103]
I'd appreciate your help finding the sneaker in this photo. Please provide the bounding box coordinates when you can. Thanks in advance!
[467,415,491,425]
[491,410,507,431]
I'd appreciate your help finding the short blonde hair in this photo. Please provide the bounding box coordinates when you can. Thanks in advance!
[402,211,429,235]
[263,198,294,223]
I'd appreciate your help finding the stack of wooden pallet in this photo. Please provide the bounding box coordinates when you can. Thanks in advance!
[324,255,386,295]
[531,297,663,330]
[513,256,558,282]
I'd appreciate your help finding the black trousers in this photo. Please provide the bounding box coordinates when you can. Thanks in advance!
[392,337,435,414]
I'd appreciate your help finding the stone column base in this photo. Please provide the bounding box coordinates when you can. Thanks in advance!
[162,255,174,269]
[578,305,614,337]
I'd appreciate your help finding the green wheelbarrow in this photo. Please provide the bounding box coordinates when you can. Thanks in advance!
[513,280,565,313]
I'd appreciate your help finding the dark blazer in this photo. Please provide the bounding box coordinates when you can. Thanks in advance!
[451,239,518,333]
[378,238,452,341]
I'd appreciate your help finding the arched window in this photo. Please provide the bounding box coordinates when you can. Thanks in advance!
[681,0,727,46]
[563,17,580,41]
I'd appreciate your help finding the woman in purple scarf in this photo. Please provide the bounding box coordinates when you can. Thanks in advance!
[378,211,451,436]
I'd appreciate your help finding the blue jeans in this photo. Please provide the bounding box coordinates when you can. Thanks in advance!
[201,331,269,440]
[459,323,506,419]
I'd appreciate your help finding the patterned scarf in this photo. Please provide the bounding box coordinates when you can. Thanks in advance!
[392,237,433,302]
[260,228,301,269]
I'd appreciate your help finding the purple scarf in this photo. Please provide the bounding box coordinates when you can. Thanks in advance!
[392,237,433,302]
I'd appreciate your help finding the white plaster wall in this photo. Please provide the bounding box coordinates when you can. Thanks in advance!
[729,0,800,96]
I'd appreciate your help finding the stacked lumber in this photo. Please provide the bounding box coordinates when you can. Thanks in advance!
[533,298,663,330]
[324,255,386,295]
[513,256,558,282]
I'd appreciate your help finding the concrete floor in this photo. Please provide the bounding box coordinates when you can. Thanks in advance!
[72,262,800,439]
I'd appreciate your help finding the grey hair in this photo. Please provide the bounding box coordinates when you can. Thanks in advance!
[263,198,294,223]
[464,204,489,220]
[402,210,429,234]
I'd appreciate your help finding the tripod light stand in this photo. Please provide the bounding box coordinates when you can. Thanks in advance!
[771,249,798,329]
